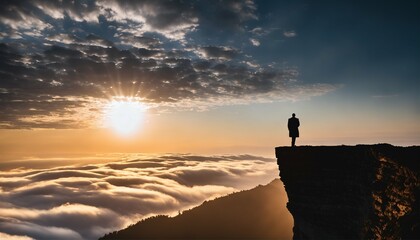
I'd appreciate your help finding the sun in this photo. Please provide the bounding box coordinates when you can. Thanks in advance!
[104,97,146,136]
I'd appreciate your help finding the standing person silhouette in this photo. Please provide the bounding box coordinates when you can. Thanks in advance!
[288,113,300,147]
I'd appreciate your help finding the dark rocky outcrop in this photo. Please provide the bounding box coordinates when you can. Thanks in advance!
[276,144,419,240]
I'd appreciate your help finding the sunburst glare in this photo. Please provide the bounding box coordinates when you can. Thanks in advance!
[103,97,146,136]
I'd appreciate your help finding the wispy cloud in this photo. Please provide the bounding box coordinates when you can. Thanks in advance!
[0,154,278,240]
[283,30,297,38]
[371,94,398,98]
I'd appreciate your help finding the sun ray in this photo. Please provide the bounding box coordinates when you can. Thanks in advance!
[103,97,146,136]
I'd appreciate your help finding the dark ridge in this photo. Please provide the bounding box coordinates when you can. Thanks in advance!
[99,179,292,239]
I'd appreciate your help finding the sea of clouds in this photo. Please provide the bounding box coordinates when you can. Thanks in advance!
[0,154,278,240]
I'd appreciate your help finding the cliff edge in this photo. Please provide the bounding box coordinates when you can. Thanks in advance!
[276,144,419,240]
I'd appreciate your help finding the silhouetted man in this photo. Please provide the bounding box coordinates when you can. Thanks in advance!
[288,113,300,147]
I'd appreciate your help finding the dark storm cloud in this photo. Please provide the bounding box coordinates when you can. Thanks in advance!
[0,154,278,240]
[0,0,336,128]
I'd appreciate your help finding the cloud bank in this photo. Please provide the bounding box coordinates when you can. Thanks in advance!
[0,0,337,129]
[0,154,278,240]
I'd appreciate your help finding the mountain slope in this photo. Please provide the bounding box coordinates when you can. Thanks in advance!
[99,179,293,239]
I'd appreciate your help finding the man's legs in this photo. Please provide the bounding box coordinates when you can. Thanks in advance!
[291,137,296,147]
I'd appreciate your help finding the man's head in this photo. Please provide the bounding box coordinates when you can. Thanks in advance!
[292,113,296,117]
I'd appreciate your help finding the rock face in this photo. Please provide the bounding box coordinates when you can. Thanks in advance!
[276,144,419,240]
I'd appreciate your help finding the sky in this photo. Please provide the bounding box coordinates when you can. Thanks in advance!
[0,1,419,239]
[0,0,419,158]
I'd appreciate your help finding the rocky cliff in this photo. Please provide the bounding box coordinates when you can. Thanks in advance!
[276,144,419,240]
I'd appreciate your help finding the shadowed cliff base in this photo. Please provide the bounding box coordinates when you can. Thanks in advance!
[276,144,419,240]
[99,179,293,240]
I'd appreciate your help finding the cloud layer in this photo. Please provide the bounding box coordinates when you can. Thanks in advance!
[0,0,336,129]
[0,154,278,240]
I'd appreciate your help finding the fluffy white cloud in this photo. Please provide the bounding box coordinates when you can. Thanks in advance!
[96,0,199,41]
[0,154,278,240]
[34,0,100,23]
[0,232,34,240]
[250,38,260,46]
